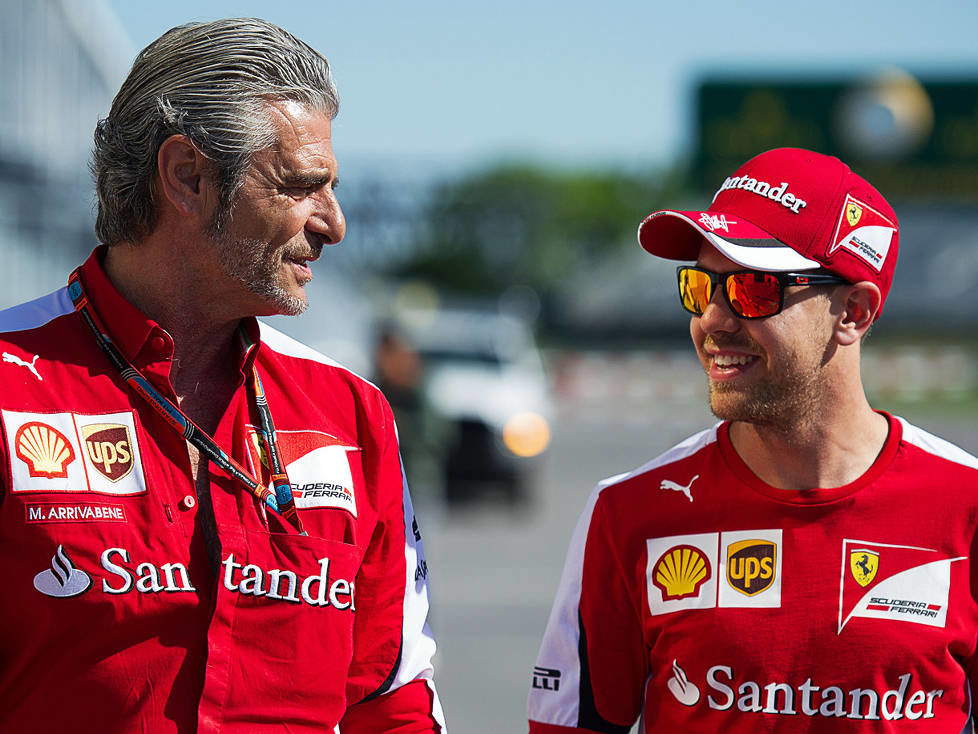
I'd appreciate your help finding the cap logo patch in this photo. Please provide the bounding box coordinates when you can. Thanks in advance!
[698,213,736,233]
[713,176,807,214]
[828,194,896,272]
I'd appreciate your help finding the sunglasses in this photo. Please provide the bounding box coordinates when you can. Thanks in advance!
[676,266,849,319]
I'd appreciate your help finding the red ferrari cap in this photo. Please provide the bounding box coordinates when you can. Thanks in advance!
[638,148,900,311]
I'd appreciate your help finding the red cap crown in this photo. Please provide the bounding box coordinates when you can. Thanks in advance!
[638,148,899,311]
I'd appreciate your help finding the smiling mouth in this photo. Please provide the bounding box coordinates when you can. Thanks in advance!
[713,354,756,368]
[283,246,322,277]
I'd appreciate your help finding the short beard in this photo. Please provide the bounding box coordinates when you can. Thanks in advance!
[709,368,823,429]
[706,318,834,431]
[206,204,307,316]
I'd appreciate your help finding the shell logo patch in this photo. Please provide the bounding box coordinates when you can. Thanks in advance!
[647,529,783,616]
[647,533,718,616]
[653,545,711,601]
[827,194,896,272]
[838,539,964,633]
[4,410,146,496]
[15,422,76,479]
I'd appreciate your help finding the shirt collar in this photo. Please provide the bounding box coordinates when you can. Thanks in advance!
[77,245,161,366]
[77,245,262,374]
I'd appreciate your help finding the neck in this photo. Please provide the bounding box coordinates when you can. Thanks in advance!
[103,242,243,397]
[728,393,889,491]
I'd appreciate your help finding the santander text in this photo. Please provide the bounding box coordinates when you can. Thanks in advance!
[97,547,355,610]
[706,665,942,721]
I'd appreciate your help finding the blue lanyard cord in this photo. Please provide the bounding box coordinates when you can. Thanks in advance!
[68,269,305,535]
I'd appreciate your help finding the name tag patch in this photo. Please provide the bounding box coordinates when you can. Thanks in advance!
[26,502,128,523]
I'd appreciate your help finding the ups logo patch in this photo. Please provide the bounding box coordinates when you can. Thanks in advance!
[82,424,134,482]
[726,539,776,596]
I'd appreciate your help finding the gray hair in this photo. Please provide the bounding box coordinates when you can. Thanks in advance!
[92,18,339,245]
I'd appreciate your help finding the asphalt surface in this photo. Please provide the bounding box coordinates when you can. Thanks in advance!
[415,348,978,734]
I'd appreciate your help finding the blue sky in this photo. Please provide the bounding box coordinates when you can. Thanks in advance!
[101,0,978,175]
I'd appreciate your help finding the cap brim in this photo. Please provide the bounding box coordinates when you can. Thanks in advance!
[637,210,821,272]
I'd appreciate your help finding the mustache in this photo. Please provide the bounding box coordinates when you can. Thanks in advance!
[283,238,324,262]
[704,334,764,353]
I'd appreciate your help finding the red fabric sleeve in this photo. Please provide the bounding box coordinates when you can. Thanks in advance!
[341,679,441,733]
[577,494,646,727]
[528,487,643,732]
[342,392,443,730]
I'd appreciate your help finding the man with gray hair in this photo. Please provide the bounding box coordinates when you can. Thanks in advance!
[0,18,445,732]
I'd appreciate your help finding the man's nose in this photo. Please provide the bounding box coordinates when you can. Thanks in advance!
[697,286,740,333]
[307,190,346,245]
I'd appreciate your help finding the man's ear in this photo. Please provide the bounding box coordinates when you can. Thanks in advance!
[836,282,882,345]
[155,135,216,219]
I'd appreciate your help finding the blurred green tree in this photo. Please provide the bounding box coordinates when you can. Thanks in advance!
[397,164,682,297]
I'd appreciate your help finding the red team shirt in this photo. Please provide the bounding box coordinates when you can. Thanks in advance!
[529,418,978,732]
[0,249,445,732]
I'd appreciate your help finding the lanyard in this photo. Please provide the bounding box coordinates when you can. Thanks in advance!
[67,269,305,535]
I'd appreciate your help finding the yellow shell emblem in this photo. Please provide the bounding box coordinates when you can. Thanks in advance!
[653,545,711,600]
[15,421,76,479]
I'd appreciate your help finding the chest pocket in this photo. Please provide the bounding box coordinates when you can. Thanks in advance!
[210,529,363,728]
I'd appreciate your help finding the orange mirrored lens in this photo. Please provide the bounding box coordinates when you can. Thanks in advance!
[680,268,713,314]
[726,272,780,318]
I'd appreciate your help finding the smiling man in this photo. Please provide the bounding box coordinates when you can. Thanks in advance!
[0,18,444,733]
[528,148,978,732]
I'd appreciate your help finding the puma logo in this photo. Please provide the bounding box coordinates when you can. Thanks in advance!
[3,352,42,381]
[659,475,698,502]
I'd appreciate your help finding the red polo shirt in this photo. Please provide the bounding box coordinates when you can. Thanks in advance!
[0,248,444,732]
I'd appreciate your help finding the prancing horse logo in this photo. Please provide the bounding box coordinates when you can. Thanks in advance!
[849,549,879,587]
[659,475,698,502]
